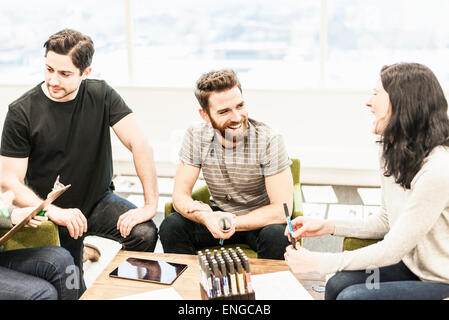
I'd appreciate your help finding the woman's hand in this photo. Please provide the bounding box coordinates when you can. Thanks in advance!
[284,216,335,240]
[284,245,319,274]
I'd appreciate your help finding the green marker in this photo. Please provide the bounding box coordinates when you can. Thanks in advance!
[37,210,45,217]
[1,207,9,218]
[219,219,227,246]
[219,216,232,246]
[0,199,10,218]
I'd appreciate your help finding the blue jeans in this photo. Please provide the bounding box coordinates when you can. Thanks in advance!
[59,191,158,295]
[0,246,80,300]
[159,209,289,260]
[325,260,449,300]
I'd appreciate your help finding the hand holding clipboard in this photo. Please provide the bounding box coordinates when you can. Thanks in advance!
[0,176,71,246]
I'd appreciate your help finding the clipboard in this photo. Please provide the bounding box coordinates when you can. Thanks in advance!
[0,176,71,247]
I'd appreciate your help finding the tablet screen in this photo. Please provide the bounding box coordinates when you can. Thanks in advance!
[109,257,188,285]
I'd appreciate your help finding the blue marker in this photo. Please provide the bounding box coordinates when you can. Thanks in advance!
[283,203,297,248]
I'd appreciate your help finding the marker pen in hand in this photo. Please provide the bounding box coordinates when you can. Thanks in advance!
[218,213,234,245]
[219,215,226,245]
[283,203,297,249]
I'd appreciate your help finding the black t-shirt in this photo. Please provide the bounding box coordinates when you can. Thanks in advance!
[1,79,132,217]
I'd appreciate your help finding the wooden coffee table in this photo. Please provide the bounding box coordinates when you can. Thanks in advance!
[80,250,326,300]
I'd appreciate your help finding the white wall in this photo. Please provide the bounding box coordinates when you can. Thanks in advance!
[0,83,383,186]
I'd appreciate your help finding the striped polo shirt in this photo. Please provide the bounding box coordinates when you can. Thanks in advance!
[179,118,291,215]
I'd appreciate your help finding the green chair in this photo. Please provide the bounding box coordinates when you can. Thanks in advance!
[164,158,303,258]
[342,237,380,251]
[0,221,60,251]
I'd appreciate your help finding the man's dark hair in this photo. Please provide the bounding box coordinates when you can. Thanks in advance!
[380,62,449,189]
[194,69,242,112]
[43,29,95,75]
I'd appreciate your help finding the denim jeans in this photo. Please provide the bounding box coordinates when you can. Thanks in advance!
[59,190,158,295]
[159,209,290,260]
[0,246,80,300]
[325,260,449,300]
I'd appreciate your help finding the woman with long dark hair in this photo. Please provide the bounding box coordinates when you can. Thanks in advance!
[284,63,449,299]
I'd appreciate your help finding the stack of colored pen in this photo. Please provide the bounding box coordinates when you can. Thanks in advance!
[198,247,255,300]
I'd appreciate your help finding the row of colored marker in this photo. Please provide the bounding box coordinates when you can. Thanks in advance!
[198,247,254,299]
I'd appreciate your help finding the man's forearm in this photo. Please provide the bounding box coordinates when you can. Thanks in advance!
[172,192,208,224]
[131,142,159,210]
[234,202,290,232]
[2,179,43,208]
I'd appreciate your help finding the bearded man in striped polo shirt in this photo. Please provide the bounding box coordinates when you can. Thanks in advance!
[159,69,293,259]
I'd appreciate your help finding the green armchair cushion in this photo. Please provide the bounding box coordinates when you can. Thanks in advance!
[342,237,380,251]
[164,158,303,257]
[0,221,60,251]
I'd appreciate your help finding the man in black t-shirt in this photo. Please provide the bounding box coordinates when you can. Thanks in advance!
[0,29,159,295]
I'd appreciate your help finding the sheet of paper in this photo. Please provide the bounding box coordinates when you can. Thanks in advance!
[251,270,313,300]
[301,185,338,203]
[302,203,328,219]
[327,204,364,220]
[113,287,183,300]
[357,188,381,206]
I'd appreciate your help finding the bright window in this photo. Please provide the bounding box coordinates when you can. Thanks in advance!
[1,0,448,90]
[131,0,321,89]
[326,0,449,88]
[0,0,127,84]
